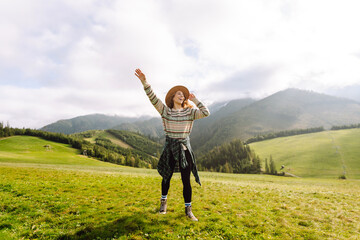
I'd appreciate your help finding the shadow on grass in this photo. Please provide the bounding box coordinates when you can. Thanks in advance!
[56,210,170,240]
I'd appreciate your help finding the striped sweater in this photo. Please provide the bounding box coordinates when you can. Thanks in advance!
[143,82,210,139]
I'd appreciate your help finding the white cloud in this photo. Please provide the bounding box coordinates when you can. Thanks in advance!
[1,0,360,128]
[0,84,159,128]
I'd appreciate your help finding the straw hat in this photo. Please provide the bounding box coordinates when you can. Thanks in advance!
[165,85,190,107]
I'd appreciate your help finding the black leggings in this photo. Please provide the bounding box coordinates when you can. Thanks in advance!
[161,150,192,203]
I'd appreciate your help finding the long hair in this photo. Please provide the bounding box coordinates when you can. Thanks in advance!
[169,93,193,109]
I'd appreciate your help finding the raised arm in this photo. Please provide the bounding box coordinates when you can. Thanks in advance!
[189,93,210,120]
[135,68,166,116]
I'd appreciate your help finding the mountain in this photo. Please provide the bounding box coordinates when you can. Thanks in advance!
[207,100,230,113]
[41,89,360,156]
[113,117,164,140]
[40,98,255,138]
[193,88,360,154]
[112,98,256,141]
[190,98,255,150]
[40,114,150,134]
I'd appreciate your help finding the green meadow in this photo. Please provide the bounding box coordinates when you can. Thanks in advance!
[250,128,360,179]
[1,136,360,239]
[0,136,118,167]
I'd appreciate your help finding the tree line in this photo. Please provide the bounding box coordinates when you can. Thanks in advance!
[198,139,261,174]
[331,123,360,130]
[0,122,12,138]
[0,123,153,169]
[245,127,325,144]
[264,155,279,175]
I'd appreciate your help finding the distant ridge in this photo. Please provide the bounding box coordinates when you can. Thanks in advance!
[112,98,256,140]
[113,117,164,139]
[40,89,360,155]
[40,114,150,134]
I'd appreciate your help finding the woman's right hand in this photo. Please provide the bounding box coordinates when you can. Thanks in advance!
[135,68,146,83]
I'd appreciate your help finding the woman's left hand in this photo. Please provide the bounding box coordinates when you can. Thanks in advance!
[189,93,196,101]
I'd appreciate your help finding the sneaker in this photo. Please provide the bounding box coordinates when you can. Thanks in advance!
[159,199,167,214]
[185,206,198,221]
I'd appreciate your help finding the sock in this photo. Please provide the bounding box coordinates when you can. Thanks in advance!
[185,202,191,207]
[161,195,167,200]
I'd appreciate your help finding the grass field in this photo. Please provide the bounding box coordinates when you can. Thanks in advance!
[250,129,360,179]
[1,136,360,239]
[0,136,117,167]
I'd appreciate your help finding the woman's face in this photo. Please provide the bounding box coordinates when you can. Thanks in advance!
[173,91,185,106]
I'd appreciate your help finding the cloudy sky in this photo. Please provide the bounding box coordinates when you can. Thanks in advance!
[1,0,360,128]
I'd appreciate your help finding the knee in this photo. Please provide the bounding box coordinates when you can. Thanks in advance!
[182,178,191,187]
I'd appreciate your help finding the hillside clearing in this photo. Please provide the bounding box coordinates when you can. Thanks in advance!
[250,129,360,179]
[81,130,133,149]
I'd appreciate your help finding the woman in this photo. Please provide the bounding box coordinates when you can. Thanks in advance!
[135,68,210,221]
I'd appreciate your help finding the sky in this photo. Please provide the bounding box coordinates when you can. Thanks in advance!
[1,0,360,128]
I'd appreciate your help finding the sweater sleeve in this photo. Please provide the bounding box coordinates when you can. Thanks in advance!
[142,82,166,116]
[191,97,210,120]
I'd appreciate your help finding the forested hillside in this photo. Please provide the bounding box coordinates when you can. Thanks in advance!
[40,114,149,134]
[198,139,261,174]
[72,129,163,157]
[106,130,162,155]
[113,118,164,141]
[190,98,255,151]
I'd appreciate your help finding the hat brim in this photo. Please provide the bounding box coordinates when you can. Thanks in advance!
[165,85,189,108]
